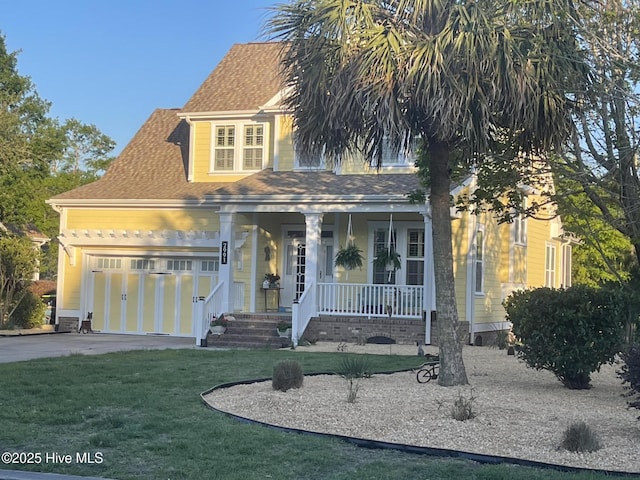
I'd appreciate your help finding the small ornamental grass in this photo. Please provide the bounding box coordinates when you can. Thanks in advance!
[560,421,602,453]
[272,360,304,392]
[337,354,372,403]
[438,389,477,421]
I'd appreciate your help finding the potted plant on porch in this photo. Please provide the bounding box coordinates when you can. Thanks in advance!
[276,320,292,338]
[264,273,281,289]
[335,244,364,271]
[373,248,401,272]
[209,314,229,335]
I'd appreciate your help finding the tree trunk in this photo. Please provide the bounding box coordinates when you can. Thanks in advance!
[429,140,469,386]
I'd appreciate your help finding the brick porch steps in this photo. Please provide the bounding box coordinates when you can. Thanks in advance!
[206,313,292,349]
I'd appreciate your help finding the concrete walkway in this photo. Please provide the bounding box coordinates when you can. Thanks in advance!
[0,332,196,364]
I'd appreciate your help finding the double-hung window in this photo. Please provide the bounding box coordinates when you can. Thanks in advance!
[212,122,266,173]
[405,229,425,285]
[243,125,264,169]
[545,243,556,287]
[514,198,527,245]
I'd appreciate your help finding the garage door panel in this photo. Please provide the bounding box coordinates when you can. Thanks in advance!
[142,275,157,333]
[179,276,194,335]
[162,275,177,334]
[125,274,139,333]
[92,273,107,331]
[109,273,124,332]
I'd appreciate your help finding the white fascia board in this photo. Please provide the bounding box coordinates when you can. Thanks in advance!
[177,110,269,120]
[259,87,293,110]
[46,198,220,209]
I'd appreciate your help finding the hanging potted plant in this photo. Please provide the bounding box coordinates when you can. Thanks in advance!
[334,214,363,278]
[335,244,364,270]
[373,248,401,272]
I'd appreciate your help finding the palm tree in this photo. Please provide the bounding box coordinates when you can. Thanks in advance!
[267,0,588,386]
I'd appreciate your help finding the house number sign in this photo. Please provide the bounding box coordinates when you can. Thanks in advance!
[221,241,228,265]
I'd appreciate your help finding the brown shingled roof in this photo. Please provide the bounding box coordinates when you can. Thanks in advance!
[182,42,285,113]
[49,42,422,205]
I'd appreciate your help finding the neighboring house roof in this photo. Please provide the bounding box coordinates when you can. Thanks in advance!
[29,280,56,297]
[181,42,285,113]
[49,109,422,204]
[0,222,49,245]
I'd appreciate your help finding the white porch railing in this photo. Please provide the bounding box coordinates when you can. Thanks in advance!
[291,282,316,347]
[195,281,245,346]
[317,283,424,318]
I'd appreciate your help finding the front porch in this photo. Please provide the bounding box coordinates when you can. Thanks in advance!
[196,282,433,347]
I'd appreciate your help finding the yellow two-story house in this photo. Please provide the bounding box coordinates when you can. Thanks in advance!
[47,42,573,346]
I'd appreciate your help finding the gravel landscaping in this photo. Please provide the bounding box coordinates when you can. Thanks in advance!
[204,343,640,473]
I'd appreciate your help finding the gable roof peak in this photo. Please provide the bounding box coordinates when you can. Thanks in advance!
[181,42,285,114]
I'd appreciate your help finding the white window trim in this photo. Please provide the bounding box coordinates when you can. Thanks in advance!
[209,120,268,174]
[561,244,572,288]
[367,221,425,285]
[513,198,527,246]
[545,243,557,288]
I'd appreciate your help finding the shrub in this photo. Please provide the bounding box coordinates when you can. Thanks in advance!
[503,286,625,389]
[337,354,373,379]
[618,344,640,417]
[560,421,602,452]
[337,355,372,403]
[490,328,511,350]
[437,389,477,421]
[10,290,45,329]
[272,360,304,392]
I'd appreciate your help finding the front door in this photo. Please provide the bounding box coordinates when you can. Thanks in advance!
[282,230,305,305]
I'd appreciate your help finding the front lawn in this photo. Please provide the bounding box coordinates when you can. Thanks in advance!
[0,349,617,479]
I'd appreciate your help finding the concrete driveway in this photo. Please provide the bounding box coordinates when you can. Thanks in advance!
[0,332,197,364]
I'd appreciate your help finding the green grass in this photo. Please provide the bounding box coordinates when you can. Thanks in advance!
[0,348,620,480]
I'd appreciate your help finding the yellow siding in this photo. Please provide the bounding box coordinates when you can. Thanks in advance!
[62,254,82,309]
[277,115,295,171]
[525,216,550,288]
[473,211,503,326]
[66,208,219,231]
[192,121,211,182]
[451,213,468,323]
[498,223,511,283]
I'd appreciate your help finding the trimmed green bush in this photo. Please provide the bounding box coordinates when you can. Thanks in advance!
[618,344,640,417]
[504,286,625,389]
[272,360,304,392]
[10,290,45,329]
[560,421,602,452]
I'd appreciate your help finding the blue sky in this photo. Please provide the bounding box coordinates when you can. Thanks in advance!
[2,0,278,156]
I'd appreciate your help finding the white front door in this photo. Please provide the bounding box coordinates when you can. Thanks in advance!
[282,231,305,305]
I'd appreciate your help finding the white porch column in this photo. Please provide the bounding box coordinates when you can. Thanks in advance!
[423,209,435,345]
[219,212,235,314]
[303,212,323,305]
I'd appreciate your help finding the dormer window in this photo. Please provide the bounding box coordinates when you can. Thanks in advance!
[215,125,235,171]
[211,121,267,173]
[243,125,264,169]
